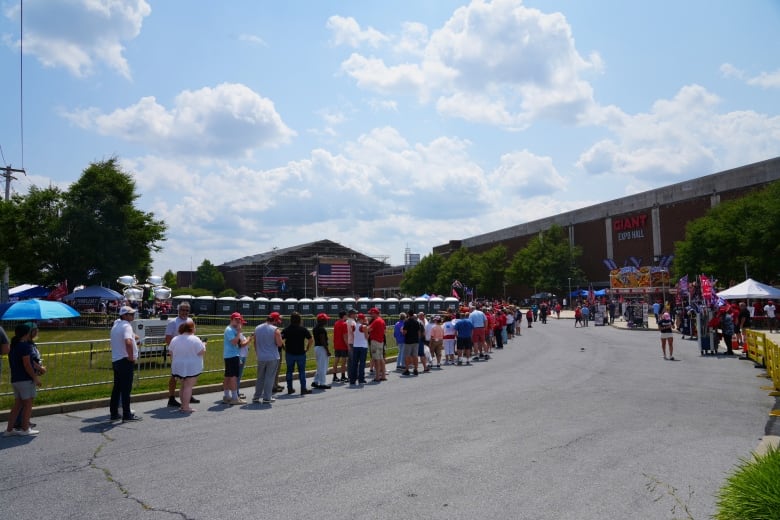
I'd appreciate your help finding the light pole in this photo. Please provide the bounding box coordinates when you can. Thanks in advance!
[567,278,572,308]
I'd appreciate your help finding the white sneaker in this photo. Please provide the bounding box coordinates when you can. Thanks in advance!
[17,428,39,436]
[3,430,18,437]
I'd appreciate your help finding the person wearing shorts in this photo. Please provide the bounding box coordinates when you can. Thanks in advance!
[366,308,387,381]
[223,312,249,405]
[429,315,444,368]
[4,324,42,436]
[442,314,457,365]
[469,305,487,359]
[657,312,675,360]
[402,312,421,376]
[454,313,474,366]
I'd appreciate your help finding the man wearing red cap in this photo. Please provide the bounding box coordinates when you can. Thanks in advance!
[366,308,387,381]
[332,311,349,383]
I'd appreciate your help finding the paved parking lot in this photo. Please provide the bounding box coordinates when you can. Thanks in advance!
[2,317,777,519]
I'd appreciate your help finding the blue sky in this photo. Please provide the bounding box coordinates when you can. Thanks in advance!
[1,0,779,278]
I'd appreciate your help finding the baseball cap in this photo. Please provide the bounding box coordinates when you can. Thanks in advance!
[269,311,282,322]
[368,307,380,314]
[347,308,357,315]
[316,313,329,321]
[119,305,137,316]
[230,312,247,323]
[357,313,365,320]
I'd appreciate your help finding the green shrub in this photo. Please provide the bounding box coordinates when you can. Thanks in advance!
[715,444,780,520]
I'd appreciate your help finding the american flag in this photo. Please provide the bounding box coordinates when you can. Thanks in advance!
[317,263,351,287]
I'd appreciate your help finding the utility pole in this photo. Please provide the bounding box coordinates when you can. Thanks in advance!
[1,165,26,302]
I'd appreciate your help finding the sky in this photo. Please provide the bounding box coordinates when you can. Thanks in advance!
[1,0,779,278]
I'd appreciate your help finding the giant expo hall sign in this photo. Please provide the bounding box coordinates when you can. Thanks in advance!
[613,213,647,241]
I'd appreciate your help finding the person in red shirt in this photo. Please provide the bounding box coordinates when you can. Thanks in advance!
[366,308,387,382]
[331,311,349,383]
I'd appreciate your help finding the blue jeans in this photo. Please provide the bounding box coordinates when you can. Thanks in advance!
[348,347,367,383]
[285,353,308,390]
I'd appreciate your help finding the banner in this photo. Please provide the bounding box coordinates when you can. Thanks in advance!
[263,276,289,293]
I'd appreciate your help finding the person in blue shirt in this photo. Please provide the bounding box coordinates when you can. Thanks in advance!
[454,313,474,366]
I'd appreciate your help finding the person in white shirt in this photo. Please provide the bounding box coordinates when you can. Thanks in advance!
[764,301,776,333]
[169,321,206,413]
[164,302,196,407]
[109,306,142,422]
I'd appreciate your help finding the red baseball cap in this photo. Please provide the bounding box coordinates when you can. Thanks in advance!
[357,313,365,320]
[368,307,380,314]
[317,313,329,321]
[230,312,247,324]
[269,311,282,322]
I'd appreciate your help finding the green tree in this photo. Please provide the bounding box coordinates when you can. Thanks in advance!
[57,158,166,286]
[0,186,65,285]
[194,259,225,295]
[435,248,477,297]
[400,253,445,296]
[506,224,583,295]
[163,269,178,289]
[674,182,780,284]
[473,245,508,298]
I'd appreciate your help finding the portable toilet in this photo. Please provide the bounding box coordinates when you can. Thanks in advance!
[216,296,237,316]
[399,297,413,313]
[298,298,314,315]
[172,295,194,312]
[370,297,386,315]
[444,297,460,312]
[342,297,357,312]
[283,298,298,315]
[192,296,216,315]
[326,298,342,315]
[429,296,444,314]
[254,297,270,316]
[356,297,371,313]
[269,298,284,313]
[312,298,328,315]
[236,296,253,316]
[383,298,398,316]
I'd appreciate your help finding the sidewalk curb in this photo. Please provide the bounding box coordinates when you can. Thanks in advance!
[1,356,401,421]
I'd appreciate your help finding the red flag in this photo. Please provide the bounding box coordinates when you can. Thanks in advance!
[452,288,459,299]
[701,274,712,303]
[46,280,68,301]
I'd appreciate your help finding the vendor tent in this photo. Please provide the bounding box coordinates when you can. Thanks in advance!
[716,278,780,300]
[9,284,50,300]
[63,285,123,301]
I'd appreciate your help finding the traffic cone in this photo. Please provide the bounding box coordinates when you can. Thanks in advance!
[732,335,739,351]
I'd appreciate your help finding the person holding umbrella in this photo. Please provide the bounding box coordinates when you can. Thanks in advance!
[4,323,41,436]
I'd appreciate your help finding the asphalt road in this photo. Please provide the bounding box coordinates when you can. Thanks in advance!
[1,318,776,520]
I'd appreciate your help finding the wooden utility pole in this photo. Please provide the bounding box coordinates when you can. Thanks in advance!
[1,165,26,302]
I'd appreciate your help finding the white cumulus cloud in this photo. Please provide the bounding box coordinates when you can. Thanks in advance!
[63,83,296,157]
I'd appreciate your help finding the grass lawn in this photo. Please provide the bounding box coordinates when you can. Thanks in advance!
[1,324,400,411]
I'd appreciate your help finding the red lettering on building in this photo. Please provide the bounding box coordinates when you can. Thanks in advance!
[613,213,647,232]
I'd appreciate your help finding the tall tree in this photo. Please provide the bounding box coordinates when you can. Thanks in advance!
[0,186,65,285]
[57,158,167,287]
[194,259,225,294]
[506,224,583,295]
[473,245,508,298]
[163,269,178,289]
[674,181,780,284]
[400,253,444,296]
[435,248,477,297]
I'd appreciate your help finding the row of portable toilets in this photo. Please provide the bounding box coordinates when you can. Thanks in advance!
[172,296,462,317]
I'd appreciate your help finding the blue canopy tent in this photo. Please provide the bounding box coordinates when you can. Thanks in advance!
[62,285,123,301]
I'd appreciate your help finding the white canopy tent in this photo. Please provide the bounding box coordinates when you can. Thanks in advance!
[716,278,780,300]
